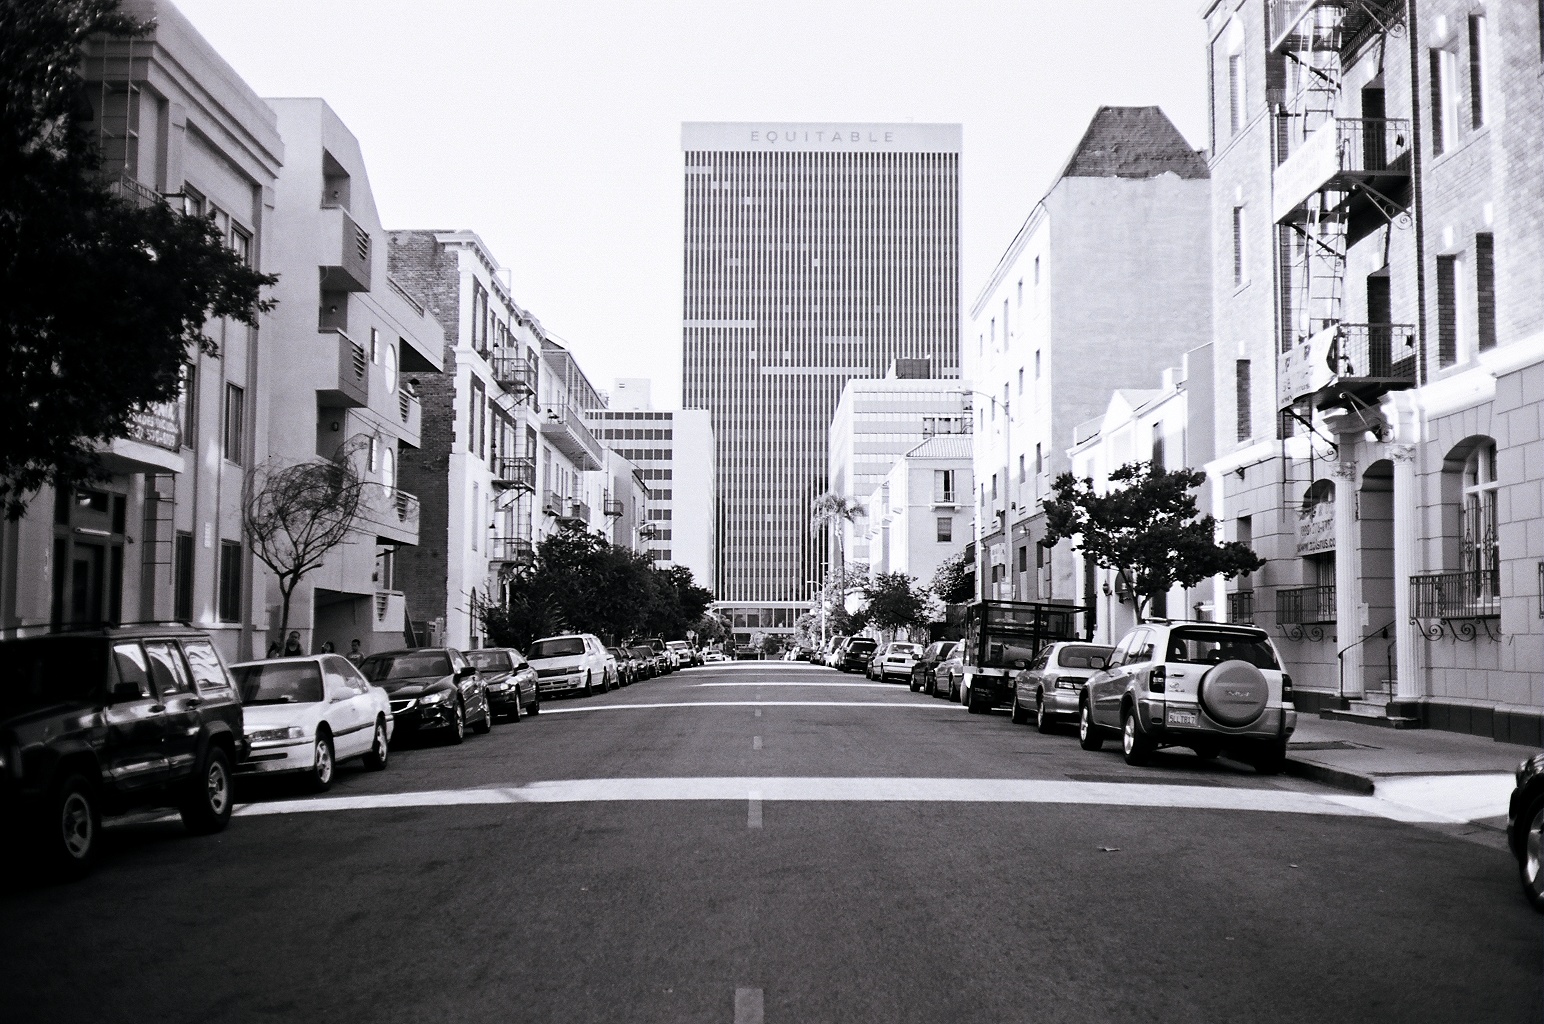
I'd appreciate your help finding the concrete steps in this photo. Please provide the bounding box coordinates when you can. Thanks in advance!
[1320,696,1422,729]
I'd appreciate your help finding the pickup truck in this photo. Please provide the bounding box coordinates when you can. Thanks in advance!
[960,600,1091,714]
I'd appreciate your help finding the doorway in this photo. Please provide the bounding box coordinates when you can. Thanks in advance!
[1359,461,1395,695]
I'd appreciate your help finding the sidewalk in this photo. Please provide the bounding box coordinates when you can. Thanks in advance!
[1286,714,1540,831]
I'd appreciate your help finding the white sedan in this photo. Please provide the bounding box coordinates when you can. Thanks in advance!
[232,654,393,791]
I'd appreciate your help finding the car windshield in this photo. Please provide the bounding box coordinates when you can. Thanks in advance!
[888,643,920,655]
[235,661,323,705]
[1166,628,1280,669]
[0,637,105,714]
[1057,644,1115,670]
[848,639,876,652]
[359,651,452,681]
[530,637,585,659]
[465,650,511,672]
[630,647,653,657]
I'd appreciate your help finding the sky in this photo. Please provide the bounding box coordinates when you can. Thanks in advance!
[172,0,1212,408]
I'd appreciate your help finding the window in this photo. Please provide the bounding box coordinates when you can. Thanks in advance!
[991,473,998,501]
[470,379,485,456]
[1476,234,1496,352]
[1232,206,1247,286]
[222,383,244,463]
[1035,443,1043,477]
[471,483,480,552]
[145,639,195,696]
[1235,360,1252,441]
[1016,279,1023,306]
[936,517,953,543]
[1151,422,1166,472]
[217,541,242,623]
[182,639,231,694]
[1228,53,1243,135]
[1431,48,1460,155]
[179,362,196,450]
[1017,368,1024,395]
[1461,442,1499,593]
[1033,256,1041,285]
[1437,253,1459,365]
[1018,454,1026,484]
[1002,299,1010,342]
[1468,16,1488,130]
[934,469,956,503]
[369,327,380,365]
[1017,546,1028,573]
[173,532,193,622]
[230,225,251,266]
[367,435,378,473]
[1034,350,1041,379]
[384,343,398,393]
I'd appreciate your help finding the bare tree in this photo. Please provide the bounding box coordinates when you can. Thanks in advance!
[243,439,370,645]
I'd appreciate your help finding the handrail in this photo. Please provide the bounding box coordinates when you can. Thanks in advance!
[1337,620,1394,700]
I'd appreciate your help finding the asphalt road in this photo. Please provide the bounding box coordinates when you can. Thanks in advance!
[2,660,1540,1023]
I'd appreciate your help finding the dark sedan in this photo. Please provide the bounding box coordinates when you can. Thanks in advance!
[465,648,539,719]
[608,647,637,686]
[910,640,958,694]
[358,648,492,744]
[628,644,657,680]
[837,637,877,673]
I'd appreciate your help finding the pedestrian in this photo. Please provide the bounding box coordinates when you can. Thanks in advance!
[283,631,303,657]
[320,641,335,654]
[347,639,365,666]
[266,641,282,658]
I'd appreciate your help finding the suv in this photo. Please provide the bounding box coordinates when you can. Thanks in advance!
[0,626,246,876]
[529,634,613,696]
[837,637,878,673]
[1078,622,1296,772]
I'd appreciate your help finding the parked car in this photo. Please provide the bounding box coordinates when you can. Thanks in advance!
[793,645,818,663]
[911,641,957,694]
[232,655,392,790]
[0,626,245,876]
[1508,752,1544,911]
[465,647,539,718]
[647,637,675,673]
[666,640,700,667]
[933,644,965,700]
[824,636,850,667]
[628,644,658,679]
[1010,642,1116,732]
[734,645,762,660]
[702,649,727,664]
[608,646,637,687]
[837,637,878,673]
[358,647,493,743]
[528,634,613,696]
[1078,622,1295,772]
[958,600,1085,714]
[869,641,922,682]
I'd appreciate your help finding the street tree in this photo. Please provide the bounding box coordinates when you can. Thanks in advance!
[930,551,975,604]
[1042,461,1263,620]
[1,0,277,517]
[810,491,864,577]
[863,571,929,639]
[243,446,369,644]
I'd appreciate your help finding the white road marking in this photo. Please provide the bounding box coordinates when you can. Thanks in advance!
[754,708,762,717]
[227,775,1462,824]
[753,735,763,750]
[747,790,763,828]
[735,987,764,1024]
[539,700,960,714]
[695,681,894,689]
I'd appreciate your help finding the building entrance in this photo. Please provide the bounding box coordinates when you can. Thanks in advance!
[51,487,127,629]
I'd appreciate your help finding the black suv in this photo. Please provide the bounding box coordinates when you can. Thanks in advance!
[0,626,246,877]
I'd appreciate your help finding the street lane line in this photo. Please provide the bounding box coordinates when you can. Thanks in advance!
[748,790,763,828]
[695,681,894,689]
[735,988,764,1024]
[538,700,960,713]
[754,708,762,717]
[753,735,762,750]
[228,775,1455,823]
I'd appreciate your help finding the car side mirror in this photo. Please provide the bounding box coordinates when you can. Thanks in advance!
[110,681,144,703]
[1013,660,1027,669]
[456,666,477,679]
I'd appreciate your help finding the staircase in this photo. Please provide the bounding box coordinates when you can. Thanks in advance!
[1320,682,1422,728]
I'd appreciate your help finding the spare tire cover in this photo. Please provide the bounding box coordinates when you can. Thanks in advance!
[1198,660,1269,726]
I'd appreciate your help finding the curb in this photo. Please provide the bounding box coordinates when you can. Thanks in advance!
[1284,757,1376,795]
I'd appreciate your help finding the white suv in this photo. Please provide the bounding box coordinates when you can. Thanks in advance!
[528,634,613,697]
[1078,621,1296,772]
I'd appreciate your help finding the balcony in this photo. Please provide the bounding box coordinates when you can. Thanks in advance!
[491,353,538,399]
[563,499,591,526]
[492,455,536,492]
[1225,591,1255,625]
[358,485,418,547]
[603,497,625,518]
[1411,569,1500,620]
[319,205,372,292]
[1273,117,1411,225]
[1278,322,1417,409]
[1276,583,1336,624]
[397,387,421,443]
[541,490,564,517]
[317,329,370,408]
[1268,0,1403,55]
[488,536,535,566]
[540,405,604,471]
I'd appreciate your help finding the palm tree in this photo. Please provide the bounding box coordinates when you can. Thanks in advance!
[810,491,864,589]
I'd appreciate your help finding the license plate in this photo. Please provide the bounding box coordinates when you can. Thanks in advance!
[1166,708,1198,727]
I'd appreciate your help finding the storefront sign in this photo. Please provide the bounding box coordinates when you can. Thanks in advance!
[1297,501,1335,555]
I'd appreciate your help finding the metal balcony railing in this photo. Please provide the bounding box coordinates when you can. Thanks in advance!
[566,500,590,525]
[1411,569,1500,620]
[603,498,625,518]
[392,488,417,523]
[1331,323,1418,382]
[1275,583,1336,624]
[1268,0,1402,54]
[492,455,536,492]
[488,536,535,565]
[1226,591,1255,625]
[491,354,538,397]
[541,490,564,516]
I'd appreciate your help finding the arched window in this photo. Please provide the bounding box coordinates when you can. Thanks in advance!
[380,441,395,493]
[1461,441,1499,593]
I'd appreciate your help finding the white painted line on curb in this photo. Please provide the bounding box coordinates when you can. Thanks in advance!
[539,700,962,714]
[228,775,1458,824]
[748,790,763,829]
[753,735,763,750]
[695,681,894,689]
[735,987,764,1023]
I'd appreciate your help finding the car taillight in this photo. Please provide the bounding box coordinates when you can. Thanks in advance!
[1149,665,1166,693]
[1281,673,1293,702]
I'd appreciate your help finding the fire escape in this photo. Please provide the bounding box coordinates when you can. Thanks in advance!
[1270,0,1416,421]
[489,347,540,572]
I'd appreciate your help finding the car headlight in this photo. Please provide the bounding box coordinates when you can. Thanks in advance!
[487,681,509,692]
[418,689,451,705]
[249,726,306,743]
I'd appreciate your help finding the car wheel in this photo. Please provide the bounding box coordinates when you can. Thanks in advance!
[909,674,921,693]
[527,693,540,716]
[1036,693,1055,734]
[306,732,336,792]
[44,772,100,878]
[1010,690,1030,725]
[445,701,465,745]
[181,746,234,833]
[1518,795,1544,912]
[363,717,390,770]
[583,672,594,697]
[967,687,989,715]
[1253,737,1287,775]
[472,695,493,734]
[1122,706,1154,766]
[1078,701,1104,751]
[509,694,524,722]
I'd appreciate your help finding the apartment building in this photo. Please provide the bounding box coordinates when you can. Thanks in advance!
[1068,345,1216,645]
[386,230,543,649]
[966,107,1212,606]
[1201,0,1544,742]
[263,100,445,657]
[0,3,282,661]
[861,434,975,587]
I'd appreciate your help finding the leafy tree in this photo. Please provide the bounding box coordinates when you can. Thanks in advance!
[759,633,784,656]
[244,444,369,644]
[863,572,929,637]
[690,610,729,647]
[1042,461,1263,620]
[1,0,276,516]
[930,552,975,604]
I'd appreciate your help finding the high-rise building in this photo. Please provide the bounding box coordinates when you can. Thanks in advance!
[681,122,961,634]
